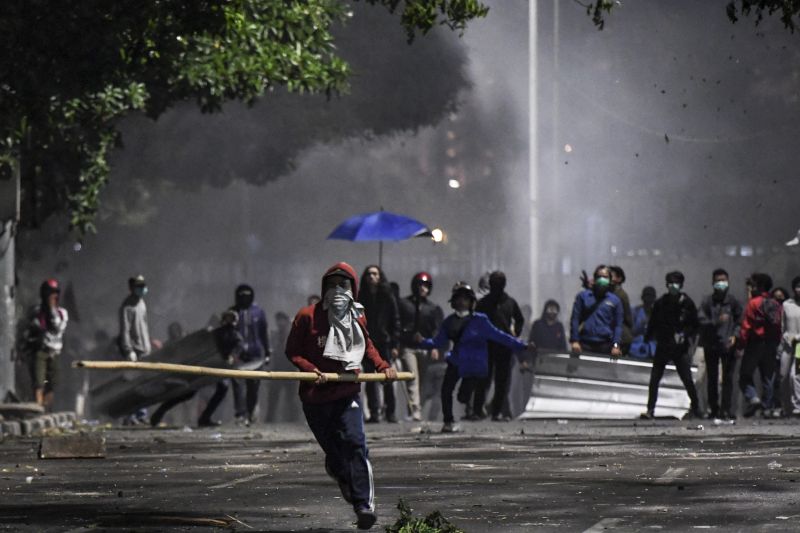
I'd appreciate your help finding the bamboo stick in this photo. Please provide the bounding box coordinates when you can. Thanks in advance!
[73,360,415,382]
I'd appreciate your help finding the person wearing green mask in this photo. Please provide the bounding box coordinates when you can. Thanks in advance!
[641,271,702,420]
[569,265,624,357]
[698,268,743,420]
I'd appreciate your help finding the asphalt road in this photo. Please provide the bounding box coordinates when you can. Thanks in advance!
[1,418,800,532]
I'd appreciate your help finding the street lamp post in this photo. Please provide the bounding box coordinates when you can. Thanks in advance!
[529,0,539,312]
[0,157,20,399]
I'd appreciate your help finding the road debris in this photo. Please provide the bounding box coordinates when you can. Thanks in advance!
[39,433,106,459]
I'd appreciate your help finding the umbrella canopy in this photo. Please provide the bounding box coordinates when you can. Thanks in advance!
[327,211,430,242]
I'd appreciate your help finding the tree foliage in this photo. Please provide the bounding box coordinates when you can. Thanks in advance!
[582,0,800,31]
[726,0,800,30]
[0,0,488,235]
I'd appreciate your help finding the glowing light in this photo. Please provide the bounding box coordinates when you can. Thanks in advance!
[73,242,82,252]
[431,228,444,243]
[448,179,461,189]
[564,144,573,153]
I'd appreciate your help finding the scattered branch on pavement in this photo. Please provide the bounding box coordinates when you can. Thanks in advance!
[385,498,465,533]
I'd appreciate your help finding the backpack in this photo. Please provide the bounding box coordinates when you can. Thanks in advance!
[759,297,782,332]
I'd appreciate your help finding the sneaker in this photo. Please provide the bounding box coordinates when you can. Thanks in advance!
[197,418,222,428]
[682,409,703,421]
[411,409,422,422]
[491,415,512,422]
[234,415,250,427]
[639,410,655,420]
[325,463,352,503]
[385,414,398,424]
[743,400,763,418]
[441,422,462,433]
[149,413,164,428]
[355,506,377,530]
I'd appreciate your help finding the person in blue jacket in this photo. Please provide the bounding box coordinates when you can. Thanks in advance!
[415,282,531,433]
[569,265,624,357]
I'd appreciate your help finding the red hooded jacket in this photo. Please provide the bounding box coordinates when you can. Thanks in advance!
[285,262,389,404]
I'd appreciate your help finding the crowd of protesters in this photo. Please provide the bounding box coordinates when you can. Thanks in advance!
[567,265,800,422]
[21,264,800,428]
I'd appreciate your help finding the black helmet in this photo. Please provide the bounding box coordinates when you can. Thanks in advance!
[449,281,476,303]
[411,272,433,295]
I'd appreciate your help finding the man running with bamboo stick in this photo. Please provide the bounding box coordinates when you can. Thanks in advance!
[285,262,398,530]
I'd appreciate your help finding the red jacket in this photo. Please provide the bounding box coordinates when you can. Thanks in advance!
[739,294,782,345]
[285,262,389,404]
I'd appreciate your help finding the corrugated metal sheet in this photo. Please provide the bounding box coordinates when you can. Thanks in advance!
[521,353,694,419]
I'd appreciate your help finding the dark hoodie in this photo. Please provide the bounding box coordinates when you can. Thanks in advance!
[357,268,400,350]
[232,284,269,362]
[285,262,389,404]
[476,290,524,337]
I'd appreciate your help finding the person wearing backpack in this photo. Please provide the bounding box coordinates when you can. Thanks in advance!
[569,265,624,357]
[738,272,783,418]
[641,271,702,420]
[415,282,532,433]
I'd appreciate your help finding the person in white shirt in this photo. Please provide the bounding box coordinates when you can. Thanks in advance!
[779,276,800,417]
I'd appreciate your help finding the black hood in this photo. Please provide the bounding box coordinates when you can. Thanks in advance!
[235,284,255,308]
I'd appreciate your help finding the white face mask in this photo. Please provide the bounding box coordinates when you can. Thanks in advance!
[455,309,470,318]
[324,286,353,316]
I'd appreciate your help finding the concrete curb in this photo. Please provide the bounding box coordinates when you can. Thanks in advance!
[0,411,76,439]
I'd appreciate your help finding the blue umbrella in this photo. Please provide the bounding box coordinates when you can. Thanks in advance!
[327,210,431,267]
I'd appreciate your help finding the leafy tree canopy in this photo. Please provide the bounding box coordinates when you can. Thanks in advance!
[0,0,488,234]
[580,0,800,31]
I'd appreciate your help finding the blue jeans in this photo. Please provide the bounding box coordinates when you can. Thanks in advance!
[303,395,374,511]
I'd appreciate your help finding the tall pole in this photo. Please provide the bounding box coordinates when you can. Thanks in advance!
[528,0,539,311]
[551,0,563,307]
[0,156,20,399]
